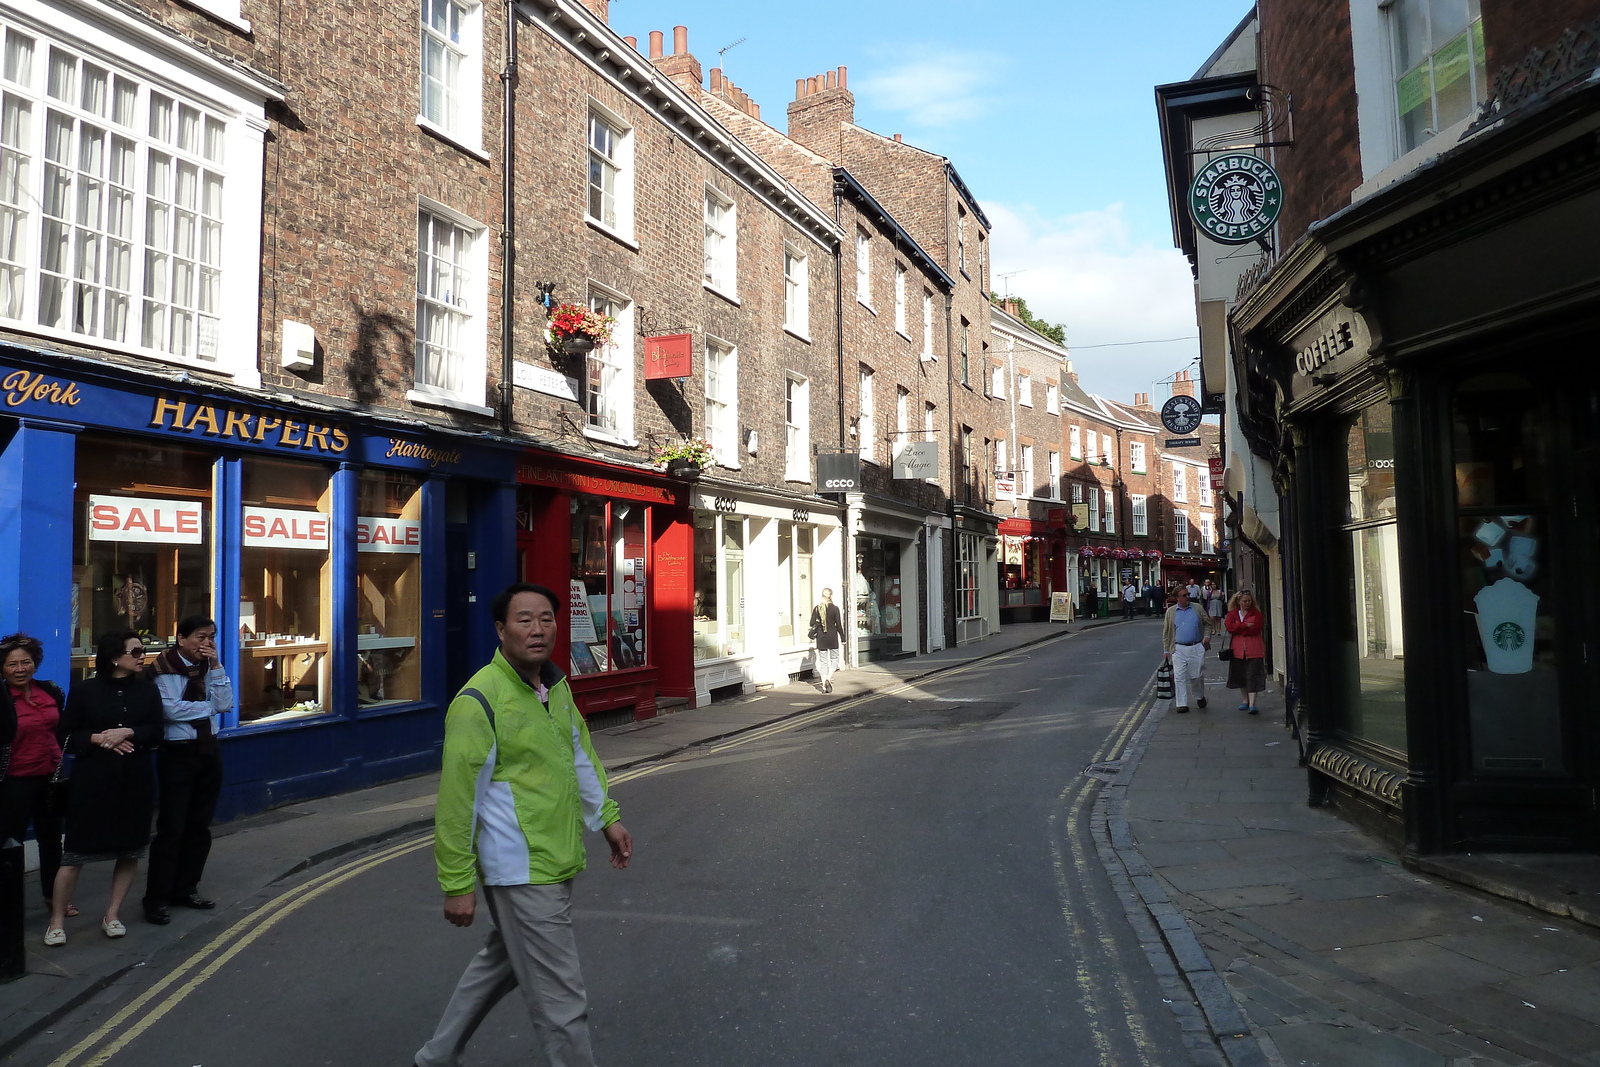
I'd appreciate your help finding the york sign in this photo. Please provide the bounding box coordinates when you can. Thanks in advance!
[1189,153,1283,244]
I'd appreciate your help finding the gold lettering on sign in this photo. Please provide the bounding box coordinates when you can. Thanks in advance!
[384,438,464,468]
[146,395,351,454]
[2,370,82,407]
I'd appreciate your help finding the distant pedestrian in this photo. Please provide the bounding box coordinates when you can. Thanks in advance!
[1121,580,1138,620]
[46,631,165,946]
[1204,580,1225,635]
[1162,588,1211,714]
[143,615,232,926]
[809,588,846,693]
[415,583,632,1067]
[1084,583,1099,619]
[1224,590,1268,715]
[0,633,69,917]
[1145,582,1162,617]
[1186,579,1201,602]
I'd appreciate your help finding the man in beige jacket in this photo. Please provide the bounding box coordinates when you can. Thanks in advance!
[1162,586,1212,713]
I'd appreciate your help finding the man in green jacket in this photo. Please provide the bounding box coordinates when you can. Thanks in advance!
[415,583,632,1067]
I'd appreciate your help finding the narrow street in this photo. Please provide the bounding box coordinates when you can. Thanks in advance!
[13,621,1201,1067]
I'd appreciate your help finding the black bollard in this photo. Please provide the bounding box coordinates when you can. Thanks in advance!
[1,837,24,982]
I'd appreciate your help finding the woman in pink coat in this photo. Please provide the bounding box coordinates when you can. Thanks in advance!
[1224,590,1267,714]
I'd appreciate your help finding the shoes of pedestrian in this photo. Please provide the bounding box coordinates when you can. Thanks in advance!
[824,681,832,693]
[1248,706,1259,715]
[102,918,127,938]
[1238,703,1250,711]
[44,927,65,947]
[175,894,216,910]
[145,906,171,925]
[1175,706,1190,714]
[1197,696,1208,709]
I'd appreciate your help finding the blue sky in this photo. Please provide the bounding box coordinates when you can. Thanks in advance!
[615,0,1254,406]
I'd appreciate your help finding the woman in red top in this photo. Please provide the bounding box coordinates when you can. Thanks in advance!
[1223,591,1267,715]
[0,633,70,913]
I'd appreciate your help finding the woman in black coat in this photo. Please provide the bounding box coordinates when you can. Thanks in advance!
[45,631,164,946]
[809,588,846,693]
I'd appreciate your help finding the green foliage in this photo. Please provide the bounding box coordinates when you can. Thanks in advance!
[993,294,1066,345]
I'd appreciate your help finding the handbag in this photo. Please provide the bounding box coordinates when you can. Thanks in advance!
[1155,661,1175,701]
[807,609,822,641]
[40,754,71,820]
[1218,633,1234,662]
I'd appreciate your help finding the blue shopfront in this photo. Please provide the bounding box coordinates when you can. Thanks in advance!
[0,351,516,820]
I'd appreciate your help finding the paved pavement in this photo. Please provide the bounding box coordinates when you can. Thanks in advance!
[7,611,1600,1067]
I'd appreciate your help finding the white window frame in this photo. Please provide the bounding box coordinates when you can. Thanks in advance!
[1132,495,1148,537]
[705,335,737,467]
[895,384,909,439]
[1071,482,1084,505]
[1201,515,1214,554]
[921,289,934,358]
[1387,0,1487,156]
[1045,382,1059,414]
[995,437,1007,474]
[582,282,634,444]
[702,184,737,300]
[893,262,907,336]
[783,244,808,339]
[956,532,981,620]
[1130,441,1146,474]
[585,101,634,243]
[1020,444,1034,498]
[418,0,483,154]
[990,363,1006,399]
[1047,451,1060,499]
[1103,488,1115,534]
[785,373,810,482]
[0,12,268,384]
[411,202,490,413]
[855,228,871,308]
[957,206,967,274]
[1175,512,1190,553]
[1088,483,1100,529]
[858,364,876,463]
[1069,425,1082,461]
[1018,373,1033,408]
[1173,463,1188,504]
[1199,465,1212,500]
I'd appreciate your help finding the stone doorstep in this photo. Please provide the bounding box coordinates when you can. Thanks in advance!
[1406,853,1600,934]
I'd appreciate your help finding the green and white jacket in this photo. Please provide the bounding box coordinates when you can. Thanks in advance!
[434,651,620,895]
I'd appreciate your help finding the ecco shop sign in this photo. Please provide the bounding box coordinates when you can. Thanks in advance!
[1188,153,1283,244]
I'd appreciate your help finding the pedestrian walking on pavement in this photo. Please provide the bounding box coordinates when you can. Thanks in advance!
[0,633,70,918]
[46,631,165,946]
[1084,583,1099,619]
[1203,580,1225,635]
[1224,590,1268,715]
[808,588,846,692]
[1162,587,1211,714]
[1144,581,1160,617]
[143,616,232,926]
[415,583,632,1067]
[1121,579,1138,620]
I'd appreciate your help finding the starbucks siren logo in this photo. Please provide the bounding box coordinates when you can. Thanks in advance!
[1189,153,1283,244]
[1492,621,1526,652]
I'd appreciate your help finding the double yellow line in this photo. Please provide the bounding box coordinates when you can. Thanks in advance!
[48,835,432,1067]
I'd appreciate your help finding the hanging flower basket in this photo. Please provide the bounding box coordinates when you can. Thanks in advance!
[656,438,715,479]
[546,303,614,356]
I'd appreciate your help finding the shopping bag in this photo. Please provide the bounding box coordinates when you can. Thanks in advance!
[1155,661,1175,701]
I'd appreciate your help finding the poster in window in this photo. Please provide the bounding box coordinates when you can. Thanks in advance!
[570,641,599,675]
[569,580,599,643]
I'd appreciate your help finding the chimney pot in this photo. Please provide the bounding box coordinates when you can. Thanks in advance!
[648,30,664,59]
[672,25,688,55]
[623,35,637,49]
[893,133,902,141]
[826,71,836,89]
[794,78,806,99]
[837,65,847,90]
[710,67,723,90]
[807,75,819,95]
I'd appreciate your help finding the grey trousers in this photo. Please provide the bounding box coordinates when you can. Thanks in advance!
[415,881,597,1067]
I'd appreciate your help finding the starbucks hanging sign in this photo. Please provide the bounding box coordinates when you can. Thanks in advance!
[1188,153,1282,244]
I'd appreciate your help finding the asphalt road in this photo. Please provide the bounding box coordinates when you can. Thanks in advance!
[16,619,1197,1067]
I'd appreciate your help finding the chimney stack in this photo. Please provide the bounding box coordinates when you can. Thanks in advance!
[1002,299,1020,317]
[709,67,762,120]
[1172,370,1196,399]
[651,25,702,91]
[1065,359,1079,385]
[893,133,903,141]
[788,65,854,157]
[579,0,608,21]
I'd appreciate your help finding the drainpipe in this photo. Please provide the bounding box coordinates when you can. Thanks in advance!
[832,179,852,663]
[498,2,519,434]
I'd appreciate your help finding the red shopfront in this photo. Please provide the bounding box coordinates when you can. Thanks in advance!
[999,517,1064,623]
[515,453,693,723]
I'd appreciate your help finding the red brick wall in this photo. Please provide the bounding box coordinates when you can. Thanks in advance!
[1480,0,1600,72]
[1257,0,1364,246]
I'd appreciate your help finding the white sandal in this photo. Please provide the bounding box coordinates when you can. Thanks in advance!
[102,918,127,938]
[44,927,66,947]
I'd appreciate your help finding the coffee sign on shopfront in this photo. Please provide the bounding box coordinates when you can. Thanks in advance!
[1288,307,1372,401]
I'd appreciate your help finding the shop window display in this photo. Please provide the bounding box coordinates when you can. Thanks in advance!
[72,434,213,680]
[238,459,331,722]
[692,512,745,661]
[1002,536,1044,608]
[569,498,649,675]
[1452,374,1563,776]
[855,537,902,639]
[1332,403,1406,754]
[355,471,423,706]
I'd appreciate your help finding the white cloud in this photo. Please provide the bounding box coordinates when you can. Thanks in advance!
[983,201,1201,407]
[856,48,1002,129]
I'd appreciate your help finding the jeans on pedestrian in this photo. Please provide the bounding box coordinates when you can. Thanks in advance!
[416,881,596,1067]
[814,647,841,686]
[1169,643,1207,708]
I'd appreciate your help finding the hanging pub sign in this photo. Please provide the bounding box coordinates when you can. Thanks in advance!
[1161,393,1203,435]
[1188,152,1283,244]
[816,450,861,493]
[643,333,693,380]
